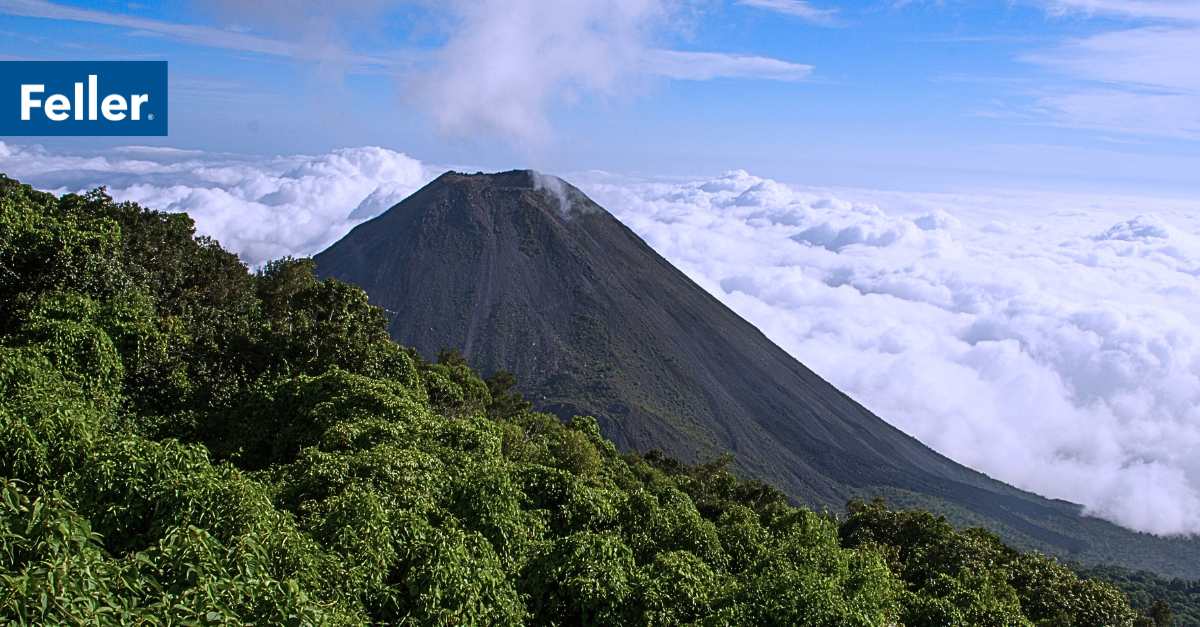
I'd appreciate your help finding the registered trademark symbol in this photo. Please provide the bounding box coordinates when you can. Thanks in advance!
[148,113,155,120]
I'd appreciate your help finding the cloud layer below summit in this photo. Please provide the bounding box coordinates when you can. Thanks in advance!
[0,142,434,265]
[4,141,1199,535]
[582,171,1200,536]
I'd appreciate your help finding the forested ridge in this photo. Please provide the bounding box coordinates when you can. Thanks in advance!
[1080,566,1200,627]
[0,173,1179,624]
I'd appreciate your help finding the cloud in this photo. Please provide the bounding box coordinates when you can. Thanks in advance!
[0,141,435,266]
[577,169,1200,536]
[1039,0,1200,21]
[0,0,397,68]
[1022,5,1200,139]
[646,50,813,82]
[407,0,665,142]
[1033,88,1200,140]
[736,0,839,25]
[1027,27,1200,92]
[409,0,812,142]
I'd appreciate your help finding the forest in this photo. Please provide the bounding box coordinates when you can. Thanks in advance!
[0,173,1179,624]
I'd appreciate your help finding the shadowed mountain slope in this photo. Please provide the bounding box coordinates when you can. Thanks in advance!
[315,170,1200,578]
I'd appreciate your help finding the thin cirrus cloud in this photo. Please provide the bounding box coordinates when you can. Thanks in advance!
[735,0,840,25]
[645,49,814,82]
[1023,1,1200,140]
[5,139,1200,537]
[1039,0,1200,21]
[0,0,398,68]
[1033,89,1200,140]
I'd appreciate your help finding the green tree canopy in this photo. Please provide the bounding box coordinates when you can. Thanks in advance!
[0,174,1153,625]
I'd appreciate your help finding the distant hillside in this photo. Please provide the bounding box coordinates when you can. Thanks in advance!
[316,169,1200,579]
[1081,565,1200,626]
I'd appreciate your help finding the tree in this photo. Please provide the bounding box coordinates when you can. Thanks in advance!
[486,369,532,420]
[1149,599,1173,627]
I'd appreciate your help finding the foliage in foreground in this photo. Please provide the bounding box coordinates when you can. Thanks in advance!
[0,174,1148,624]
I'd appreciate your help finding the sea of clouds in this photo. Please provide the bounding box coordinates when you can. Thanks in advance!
[580,172,1200,536]
[3,141,1198,536]
[0,142,436,265]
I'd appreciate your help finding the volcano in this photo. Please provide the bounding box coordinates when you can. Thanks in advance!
[315,169,1200,577]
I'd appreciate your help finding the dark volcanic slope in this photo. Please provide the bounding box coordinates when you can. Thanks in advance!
[316,170,1200,578]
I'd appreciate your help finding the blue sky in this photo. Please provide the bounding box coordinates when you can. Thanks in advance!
[2,0,1198,194]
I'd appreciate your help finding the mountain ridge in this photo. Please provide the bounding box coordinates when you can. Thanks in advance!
[315,169,1200,578]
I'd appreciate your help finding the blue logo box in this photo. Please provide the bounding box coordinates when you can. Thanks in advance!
[0,61,167,136]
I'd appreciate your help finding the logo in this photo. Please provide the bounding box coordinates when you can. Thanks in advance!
[1,61,167,136]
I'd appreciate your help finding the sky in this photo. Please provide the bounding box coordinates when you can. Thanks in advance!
[1,0,1199,194]
[2,1,1200,537]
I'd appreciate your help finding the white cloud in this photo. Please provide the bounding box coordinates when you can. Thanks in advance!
[735,0,839,25]
[1025,5,1200,139]
[1028,27,1200,91]
[7,142,1199,536]
[0,0,397,68]
[1039,0,1200,21]
[0,141,435,266]
[410,0,812,142]
[646,49,813,82]
[577,169,1200,536]
[1033,88,1200,140]
[409,0,664,142]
